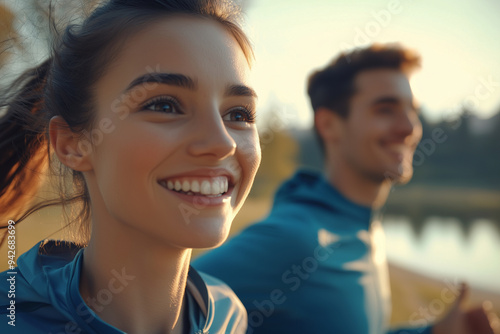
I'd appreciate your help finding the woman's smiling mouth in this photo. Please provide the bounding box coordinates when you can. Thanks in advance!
[159,176,230,197]
[157,169,238,206]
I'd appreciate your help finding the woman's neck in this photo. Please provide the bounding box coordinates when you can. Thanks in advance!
[80,220,192,334]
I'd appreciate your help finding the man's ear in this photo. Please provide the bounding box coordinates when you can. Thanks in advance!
[49,116,93,172]
[314,107,345,144]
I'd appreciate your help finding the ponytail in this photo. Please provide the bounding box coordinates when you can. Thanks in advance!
[0,59,52,228]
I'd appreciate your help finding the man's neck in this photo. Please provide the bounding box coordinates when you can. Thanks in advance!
[325,163,392,209]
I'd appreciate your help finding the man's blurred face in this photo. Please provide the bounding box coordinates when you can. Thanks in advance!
[336,68,422,184]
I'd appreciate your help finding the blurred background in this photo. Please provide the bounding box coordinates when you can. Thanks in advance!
[1,0,499,327]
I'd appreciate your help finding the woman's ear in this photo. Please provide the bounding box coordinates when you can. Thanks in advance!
[314,107,345,144]
[49,116,93,172]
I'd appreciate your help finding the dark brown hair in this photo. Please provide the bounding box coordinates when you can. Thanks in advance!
[0,0,253,245]
[306,43,420,150]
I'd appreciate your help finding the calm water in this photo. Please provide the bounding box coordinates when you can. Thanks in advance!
[383,217,500,293]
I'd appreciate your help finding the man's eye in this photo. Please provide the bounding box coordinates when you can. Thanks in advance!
[377,107,395,114]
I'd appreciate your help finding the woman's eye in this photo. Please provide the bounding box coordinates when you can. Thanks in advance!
[223,107,255,123]
[141,97,181,114]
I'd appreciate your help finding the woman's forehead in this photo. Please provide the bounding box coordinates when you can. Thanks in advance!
[104,16,250,91]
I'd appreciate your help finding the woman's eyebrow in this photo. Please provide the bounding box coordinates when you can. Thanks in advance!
[123,73,257,98]
[124,72,197,93]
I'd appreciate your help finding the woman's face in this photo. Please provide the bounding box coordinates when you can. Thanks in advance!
[84,16,260,249]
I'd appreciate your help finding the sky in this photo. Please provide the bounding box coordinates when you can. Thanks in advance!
[241,0,500,128]
[3,0,500,128]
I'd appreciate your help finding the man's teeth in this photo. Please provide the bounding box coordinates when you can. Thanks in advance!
[161,177,229,196]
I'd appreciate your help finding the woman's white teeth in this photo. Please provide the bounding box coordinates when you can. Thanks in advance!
[191,180,200,192]
[163,177,229,196]
[201,180,211,195]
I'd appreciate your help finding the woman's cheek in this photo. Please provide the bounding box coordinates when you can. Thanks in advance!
[249,129,262,174]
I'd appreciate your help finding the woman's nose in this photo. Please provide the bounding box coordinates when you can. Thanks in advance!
[187,111,236,160]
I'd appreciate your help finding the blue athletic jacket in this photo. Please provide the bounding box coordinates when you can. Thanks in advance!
[0,240,247,333]
[193,170,433,334]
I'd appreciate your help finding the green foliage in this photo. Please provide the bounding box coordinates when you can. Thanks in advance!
[250,108,298,199]
[0,4,15,67]
[410,110,500,189]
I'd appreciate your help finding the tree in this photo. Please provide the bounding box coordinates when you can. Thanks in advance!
[250,107,298,198]
[0,4,16,67]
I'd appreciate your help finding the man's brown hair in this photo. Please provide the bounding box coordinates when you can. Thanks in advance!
[307,43,421,118]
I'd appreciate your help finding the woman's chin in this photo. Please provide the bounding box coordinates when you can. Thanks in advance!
[179,235,229,250]
[180,218,233,249]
